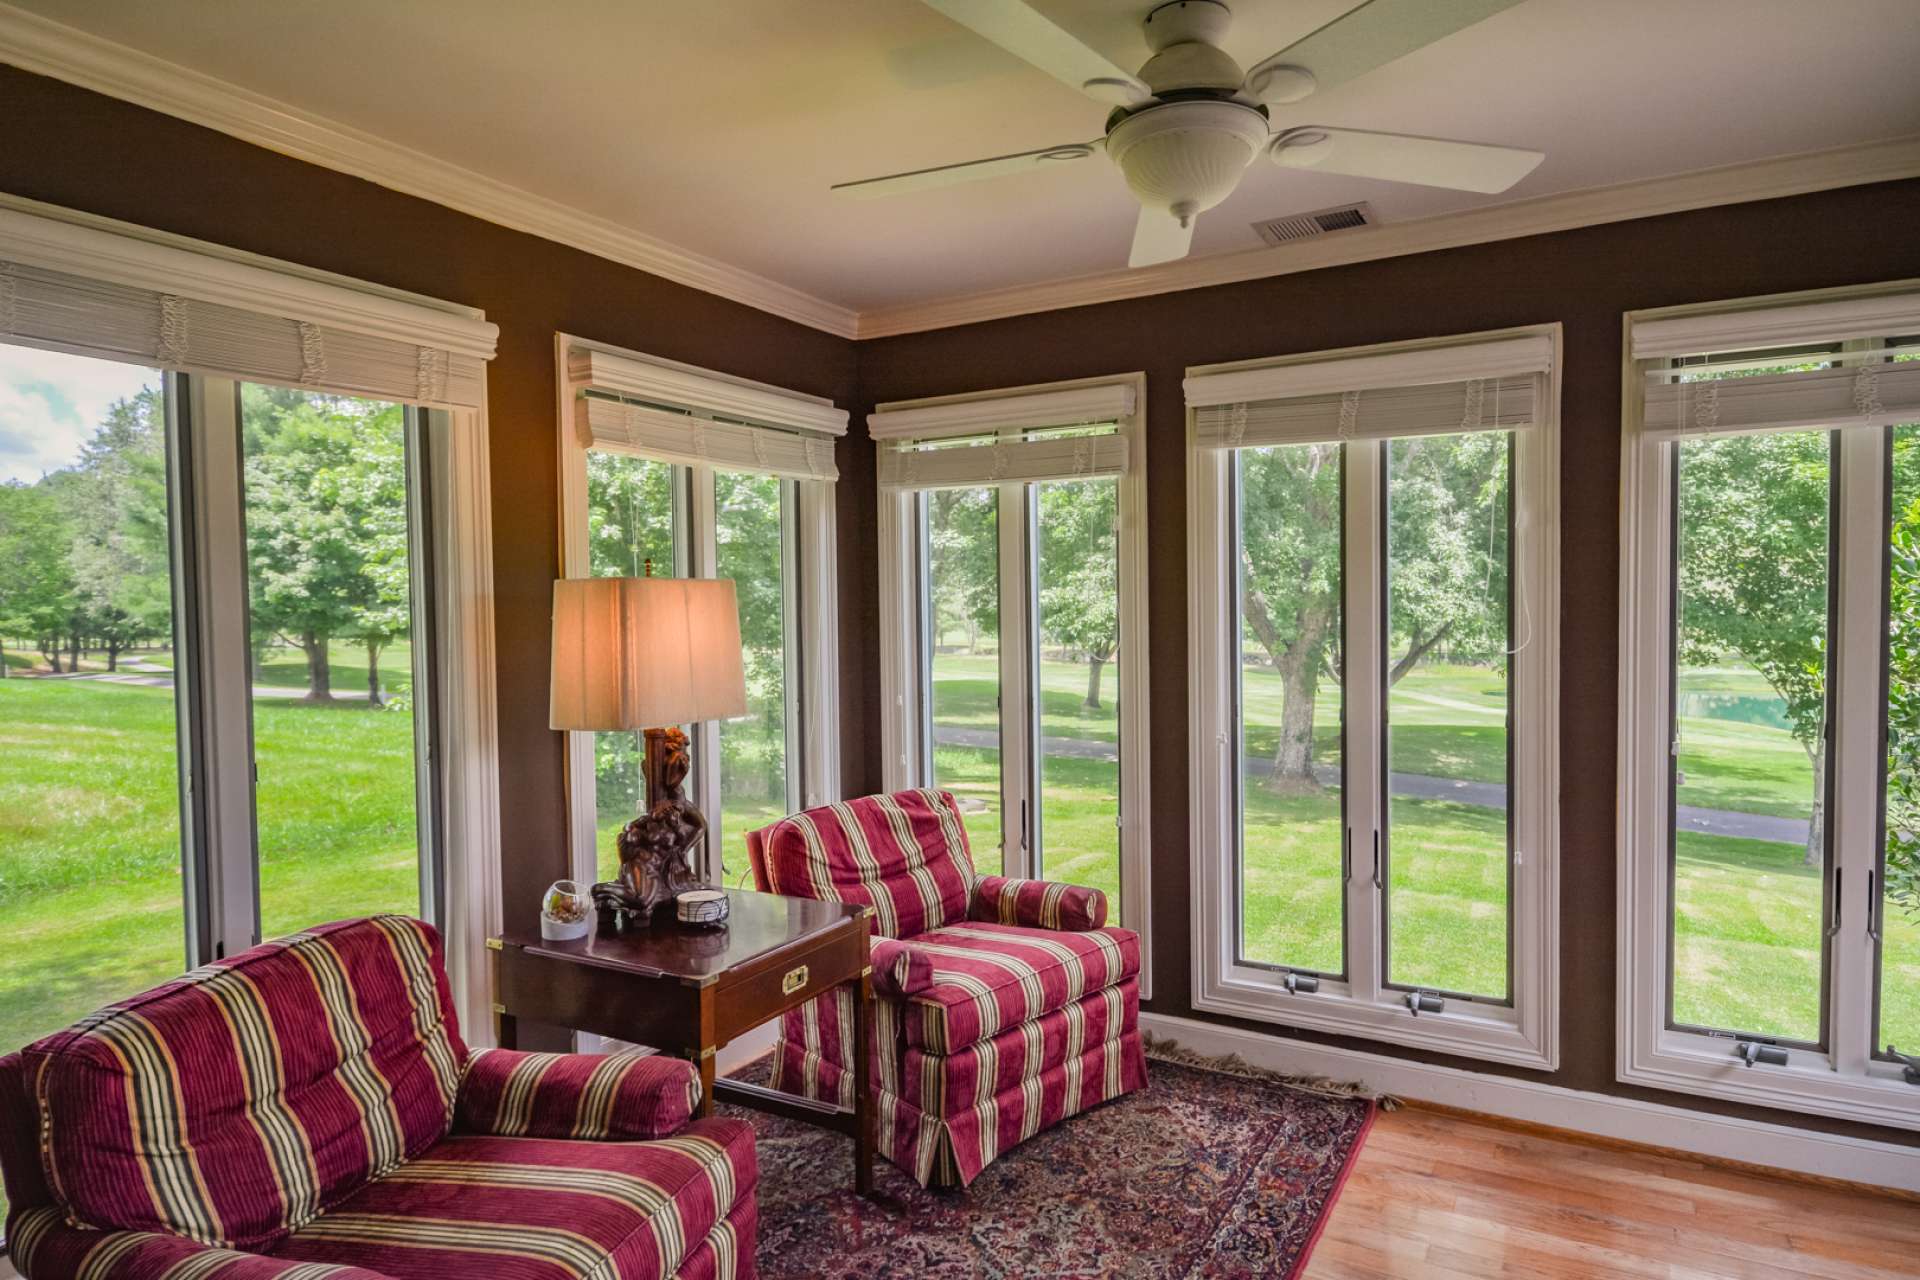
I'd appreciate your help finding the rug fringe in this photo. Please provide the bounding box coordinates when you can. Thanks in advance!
[1143,1032,1401,1110]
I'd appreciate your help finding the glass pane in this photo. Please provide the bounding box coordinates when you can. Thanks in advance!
[715,469,792,877]
[1237,444,1345,973]
[1882,418,1920,1056]
[1671,429,1830,1042]
[926,488,1002,862]
[586,451,683,882]
[0,347,185,1064]
[1034,477,1121,911]
[1384,432,1513,999]
[242,386,426,937]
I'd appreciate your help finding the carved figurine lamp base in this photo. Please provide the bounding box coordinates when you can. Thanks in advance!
[549,573,748,932]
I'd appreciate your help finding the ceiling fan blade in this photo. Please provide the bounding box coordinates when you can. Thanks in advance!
[832,141,1103,199]
[1271,127,1543,193]
[1244,0,1525,104]
[919,0,1153,107]
[1129,207,1195,269]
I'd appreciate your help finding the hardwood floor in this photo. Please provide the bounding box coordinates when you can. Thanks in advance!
[1305,1105,1920,1279]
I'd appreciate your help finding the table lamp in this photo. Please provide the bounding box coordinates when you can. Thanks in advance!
[550,575,747,928]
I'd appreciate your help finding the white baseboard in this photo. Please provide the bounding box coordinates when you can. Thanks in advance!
[1140,1012,1920,1194]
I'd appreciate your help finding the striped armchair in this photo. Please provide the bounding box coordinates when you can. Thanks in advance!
[1,916,756,1280]
[747,789,1146,1188]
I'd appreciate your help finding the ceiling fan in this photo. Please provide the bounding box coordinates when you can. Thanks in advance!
[834,0,1546,268]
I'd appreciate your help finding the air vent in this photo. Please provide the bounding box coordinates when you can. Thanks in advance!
[1251,201,1376,247]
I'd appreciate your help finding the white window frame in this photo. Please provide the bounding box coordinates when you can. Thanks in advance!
[1187,328,1562,1070]
[1618,281,1920,1129]
[556,334,843,890]
[0,194,505,1044]
[875,374,1152,990]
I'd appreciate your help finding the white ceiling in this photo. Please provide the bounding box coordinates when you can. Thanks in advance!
[6,0,1919,314]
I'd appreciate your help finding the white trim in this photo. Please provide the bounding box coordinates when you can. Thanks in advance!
[1184,333,1554,407]
[1138,1012,1920,1194]
[433,396,505,1049]
[4,2,1915,342]
[856,136,1920,338]
[1617,295,1920,1131]
[876,373,1151,998]
[1630,280,1920,360]
[868,383,1136,441]
[796,480,841,810]
[568,346,846,437]
[1187,325,1561,1070]
[0,2,859,339]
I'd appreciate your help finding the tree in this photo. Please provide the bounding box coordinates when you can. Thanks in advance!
[1037,480,1119,709]
[0,481,77,673]
[333,416,412,707]
[1886,494,1920,918]
[63,389,173,672]
[241,386,393,702]
[927,487,999,654]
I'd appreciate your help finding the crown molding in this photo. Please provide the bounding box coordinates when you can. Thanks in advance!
[3,2,1915,346]
[853,134,1920,338]
[0,2,861,338]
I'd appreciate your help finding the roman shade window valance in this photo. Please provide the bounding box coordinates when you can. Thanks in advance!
[577,395,840,480]
[870,381,1134,490]
[0,201,498,409]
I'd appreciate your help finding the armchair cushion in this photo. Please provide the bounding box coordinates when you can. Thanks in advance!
[456,1048,698,1141]
[748,790,975,939]
[901,921,1140,1054]
[4,1207,388,1280]
[969,875,1108,932]
[270,1119,757,1280]
[869,938,935,999]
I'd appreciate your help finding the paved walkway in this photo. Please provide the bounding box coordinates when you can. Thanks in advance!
[26,668,371,700]
[931,725,1810,846]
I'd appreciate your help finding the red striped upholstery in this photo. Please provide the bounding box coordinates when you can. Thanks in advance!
[457,1048,699,1141]
[746,790,974,940]
[749,790,1146,1188]
[2,1207,387,1279]
[969,874,1107,932]
[22,916,465,1251]
[269,1119,756,1280]
[899,921,1139,1054]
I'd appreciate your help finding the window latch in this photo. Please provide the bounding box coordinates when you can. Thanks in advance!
[1283,971,1319,995]
[1371,831,1383,890]
[1866,869,1882,943]
[1824,867,1843,939]
[1888,1045,1920,1086]
[1406,991,1443,1016]
[1734,1040,1789,1068]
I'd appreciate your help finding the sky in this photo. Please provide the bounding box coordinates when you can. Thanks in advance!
[0,344,162,483]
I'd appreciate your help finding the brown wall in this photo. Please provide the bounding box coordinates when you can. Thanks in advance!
[0,66,862,962]
[7,61,1918,1145]
[851,176,1920,1148]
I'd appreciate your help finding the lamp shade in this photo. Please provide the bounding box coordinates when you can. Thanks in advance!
[549,577,748,732]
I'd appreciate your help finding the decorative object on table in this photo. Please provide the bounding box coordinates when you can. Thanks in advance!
[549,571,747,929]
[676,888,731,928]
[541,879,590,940]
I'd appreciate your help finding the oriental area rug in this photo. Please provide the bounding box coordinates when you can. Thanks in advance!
[720,1052,1376,1280]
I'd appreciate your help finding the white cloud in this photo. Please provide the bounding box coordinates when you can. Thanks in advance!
[0,345,162,483]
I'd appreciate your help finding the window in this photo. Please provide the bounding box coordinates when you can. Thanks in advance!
[1189,331,1559,1068]
[876,377,1151,959]
[0,200,502,1222]
[559,339,841,889]
[1620,286,1920,1129]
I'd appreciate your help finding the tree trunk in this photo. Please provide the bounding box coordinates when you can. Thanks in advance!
[366,640,384,708]
[302,630,334,702]
[1803,735,1827,868]
[1388,620,1454,687]
[1270,639,1323,788]
[106,640,121,673]
[70,633,82,672]
[1084,652,1108,710]
[40,639,60,673]
[0,636,9,678]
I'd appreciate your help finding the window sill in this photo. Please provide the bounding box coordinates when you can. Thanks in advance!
[1621,1031,1920,1131]
[1195,968,1556,1072]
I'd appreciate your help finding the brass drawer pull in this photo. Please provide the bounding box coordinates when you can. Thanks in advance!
[782,964,809,996]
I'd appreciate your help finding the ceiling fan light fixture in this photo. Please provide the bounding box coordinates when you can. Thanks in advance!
[1105,99,1268,220]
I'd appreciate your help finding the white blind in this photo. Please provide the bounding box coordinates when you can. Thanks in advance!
[1642,360,1920,441]
[1631,288,1920,360]
[878,432,1126,490]
[579,396,838,481]
[570,346,847,437]
[1194,373,1541,450]
[868,383,1135,442]
[1186,334,1552,408]
[0,206,496,409]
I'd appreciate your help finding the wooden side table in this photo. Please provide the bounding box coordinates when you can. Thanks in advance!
[490,890,876,1194]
